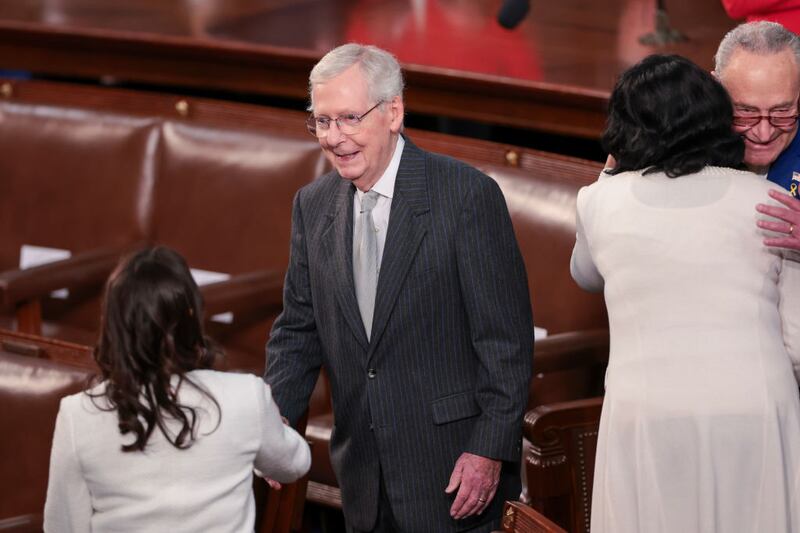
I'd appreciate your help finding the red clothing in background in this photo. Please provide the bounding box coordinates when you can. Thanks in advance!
[722,0,800,33]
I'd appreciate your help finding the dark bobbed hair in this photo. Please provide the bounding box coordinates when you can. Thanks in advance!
[602,54,744,178]
[90,246,222,452]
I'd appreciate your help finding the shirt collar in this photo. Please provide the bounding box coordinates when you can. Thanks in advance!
[358,136,404,201]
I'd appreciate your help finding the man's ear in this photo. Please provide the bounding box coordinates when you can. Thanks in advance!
[388,95,405,133]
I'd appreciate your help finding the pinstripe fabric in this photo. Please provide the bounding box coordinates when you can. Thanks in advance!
[265,138,533,532]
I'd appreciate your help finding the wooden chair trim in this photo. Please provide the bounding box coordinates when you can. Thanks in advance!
[576,428,599,533]
[0,328,96,370]
[500,501,568,533]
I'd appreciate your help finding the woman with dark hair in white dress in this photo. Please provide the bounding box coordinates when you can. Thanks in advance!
[572,54,800,533]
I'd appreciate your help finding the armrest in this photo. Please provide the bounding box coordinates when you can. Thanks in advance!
[0,328,96,370]
[529,330,609,407]
[201,270,284,318]
[522,397,603,531]
[0,513,43,532]
[498,501,567,533]
[0,247,125,308]
[524,396,604,441]
[532,329,609,374]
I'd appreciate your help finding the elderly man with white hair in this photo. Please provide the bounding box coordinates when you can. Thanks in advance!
[714,20,800,250]
[265,43,533,533]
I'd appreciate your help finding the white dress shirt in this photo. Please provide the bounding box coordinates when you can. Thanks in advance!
[353,136,404,272]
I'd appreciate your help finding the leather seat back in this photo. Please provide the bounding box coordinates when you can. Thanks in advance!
[0,335,94,523]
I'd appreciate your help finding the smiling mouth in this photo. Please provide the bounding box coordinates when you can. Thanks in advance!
[744,136,781,148]
[334,150,359,161]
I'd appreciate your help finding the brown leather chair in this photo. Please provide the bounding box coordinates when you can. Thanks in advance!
[0,88,157,341]
[150,106,327,374]
[0,78,329,376]
[409,129,607,335]
[523,397,603,533]
[528,330,608,408]
[0,330,94,531]
[486,162,607,335]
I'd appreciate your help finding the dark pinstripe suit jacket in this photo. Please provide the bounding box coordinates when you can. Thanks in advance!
[265,138,533,532]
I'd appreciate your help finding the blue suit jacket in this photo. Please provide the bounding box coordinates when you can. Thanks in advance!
[767,130,800,197]
[265,138,534,532]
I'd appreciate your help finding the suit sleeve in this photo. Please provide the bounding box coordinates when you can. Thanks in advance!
[779,253,800,383]
[264,190,324,427]
[571,187,604,292]
[44,399,92,533]
[456,172,534,462]
[254,378,311,482]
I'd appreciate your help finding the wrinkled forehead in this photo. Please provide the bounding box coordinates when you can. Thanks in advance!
[310,64,372,115]
[720,48,800,110]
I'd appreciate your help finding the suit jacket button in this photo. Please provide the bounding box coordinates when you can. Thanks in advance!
[367,368,377,379]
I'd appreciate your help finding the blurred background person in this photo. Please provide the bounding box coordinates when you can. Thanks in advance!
[572,54,800,533]
[44,246,310,533]
[722,0,800,34]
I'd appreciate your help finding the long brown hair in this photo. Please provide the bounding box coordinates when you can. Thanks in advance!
[90,246,222,452]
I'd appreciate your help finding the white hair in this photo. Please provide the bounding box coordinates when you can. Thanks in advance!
[308,43,404,111]
[715,21,800,77]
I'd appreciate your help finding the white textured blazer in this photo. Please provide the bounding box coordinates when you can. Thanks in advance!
[44,370,310,533]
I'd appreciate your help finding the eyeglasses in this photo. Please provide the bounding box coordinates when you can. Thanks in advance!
[306,102,383,137]
[732,113,800,129]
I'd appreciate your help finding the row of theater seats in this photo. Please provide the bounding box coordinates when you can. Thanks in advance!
[0,78,609,531]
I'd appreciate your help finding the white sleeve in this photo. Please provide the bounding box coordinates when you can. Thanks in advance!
[570,188,604,292]
[253,378,311,483]
[779,254,800,383]
[44,398,92,533]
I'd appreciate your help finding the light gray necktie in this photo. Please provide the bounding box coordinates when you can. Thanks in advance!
[354,190,380,340]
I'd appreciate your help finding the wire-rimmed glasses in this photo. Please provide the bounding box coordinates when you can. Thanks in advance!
[306,101,383,137]
[732,113,800,130]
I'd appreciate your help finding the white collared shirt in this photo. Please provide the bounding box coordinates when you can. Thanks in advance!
[353,136,404,271]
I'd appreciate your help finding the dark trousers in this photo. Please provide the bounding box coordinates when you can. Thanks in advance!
[346,470,399,533]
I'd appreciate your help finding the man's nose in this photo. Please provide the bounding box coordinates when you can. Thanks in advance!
[750,118,776,142]
[325,121,345,145]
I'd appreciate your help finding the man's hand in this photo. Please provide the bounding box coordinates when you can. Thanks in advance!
[756,189,800,251]
[254,469,282,490]
[444,452,501,519]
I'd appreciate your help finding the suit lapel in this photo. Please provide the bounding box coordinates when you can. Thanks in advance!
[322,178,370,351]
[368,140,430,358]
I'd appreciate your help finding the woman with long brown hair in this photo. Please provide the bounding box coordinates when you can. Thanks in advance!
[44,247,309,532]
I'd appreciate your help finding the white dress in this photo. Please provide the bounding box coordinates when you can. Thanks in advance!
[571,167,800,533]
[44,370,311,533]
